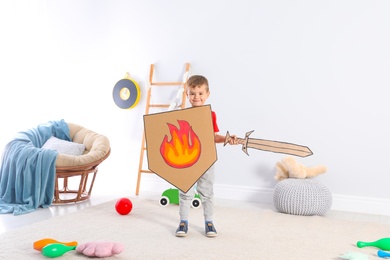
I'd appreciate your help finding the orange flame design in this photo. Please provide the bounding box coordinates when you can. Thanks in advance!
[160,120,201,168]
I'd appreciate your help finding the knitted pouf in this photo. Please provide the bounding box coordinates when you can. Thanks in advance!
[273,179,332,216]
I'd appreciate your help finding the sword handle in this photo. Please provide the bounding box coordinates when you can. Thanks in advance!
[224,131,246,145]
[224,131,254,156]
[224,131,232,146]
[224,131,252,144]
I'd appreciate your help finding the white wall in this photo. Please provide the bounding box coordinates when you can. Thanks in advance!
[1,0,389,215]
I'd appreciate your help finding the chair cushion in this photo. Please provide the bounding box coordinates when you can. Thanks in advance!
[273,179,332,216]
[42,136,86,156]
[56,123,110,167]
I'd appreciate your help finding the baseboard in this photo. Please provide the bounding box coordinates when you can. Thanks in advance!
[213,184,274,205]
[214,184,390,216]
[330,194,390,216]
[138,176,390,216]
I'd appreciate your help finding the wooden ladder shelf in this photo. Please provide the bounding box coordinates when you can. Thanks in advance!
[135,63,190,195]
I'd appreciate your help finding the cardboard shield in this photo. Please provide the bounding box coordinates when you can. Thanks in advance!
[143,105,217,193]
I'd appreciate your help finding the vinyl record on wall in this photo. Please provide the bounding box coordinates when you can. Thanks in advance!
[113,77,141,109]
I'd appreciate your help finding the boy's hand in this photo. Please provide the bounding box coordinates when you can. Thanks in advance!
[227,134,239,145]
[222,131,241,145]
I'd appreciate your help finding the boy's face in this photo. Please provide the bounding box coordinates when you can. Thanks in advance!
[187,84,210,107]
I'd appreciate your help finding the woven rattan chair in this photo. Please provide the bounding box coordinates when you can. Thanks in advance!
[53,123,110,204]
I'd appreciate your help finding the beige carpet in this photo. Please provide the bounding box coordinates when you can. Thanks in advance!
[0,197,389,259]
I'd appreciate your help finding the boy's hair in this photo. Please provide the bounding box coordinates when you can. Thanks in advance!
[187,75,209,92]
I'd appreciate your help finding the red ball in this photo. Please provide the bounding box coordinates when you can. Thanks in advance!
[115,198,133,215]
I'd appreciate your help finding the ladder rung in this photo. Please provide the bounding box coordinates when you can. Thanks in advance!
[149,104,170,108]
[141,169,154,174]
[150,82,182,86]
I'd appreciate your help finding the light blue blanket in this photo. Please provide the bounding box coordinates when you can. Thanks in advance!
[0,120,70,215]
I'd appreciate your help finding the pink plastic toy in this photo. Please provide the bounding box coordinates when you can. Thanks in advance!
[76,242,125,257]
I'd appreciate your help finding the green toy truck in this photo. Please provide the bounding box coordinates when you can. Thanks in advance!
[159,188,202,209]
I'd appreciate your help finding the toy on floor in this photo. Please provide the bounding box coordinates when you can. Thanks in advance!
[378,250,390,258]
[33,238,78,251]
[275,156,327,180]
[159,188,201,208]
[339,252,369,260]
[76,242,125,257]
[357,237,390,250]
[42,243,76,258]
[115,198,133,215]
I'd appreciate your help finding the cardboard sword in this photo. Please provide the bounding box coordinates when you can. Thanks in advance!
[224,130,313,157]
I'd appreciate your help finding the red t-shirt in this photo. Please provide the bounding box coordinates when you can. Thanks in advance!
[212,111,220,133]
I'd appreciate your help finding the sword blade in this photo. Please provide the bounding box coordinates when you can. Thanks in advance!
[247,139,313,157]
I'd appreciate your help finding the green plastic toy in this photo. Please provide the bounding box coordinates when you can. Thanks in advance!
[42,243,76,258]
[357,238,390,250]
[159,188,201,208]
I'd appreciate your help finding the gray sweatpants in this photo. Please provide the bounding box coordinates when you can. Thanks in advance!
[179,164,215,222]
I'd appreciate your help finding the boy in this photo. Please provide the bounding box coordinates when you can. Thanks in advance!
[175,75,237,238]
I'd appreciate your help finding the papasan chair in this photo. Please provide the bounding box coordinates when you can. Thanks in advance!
[0,120,110,215]
[53,122,111,204]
